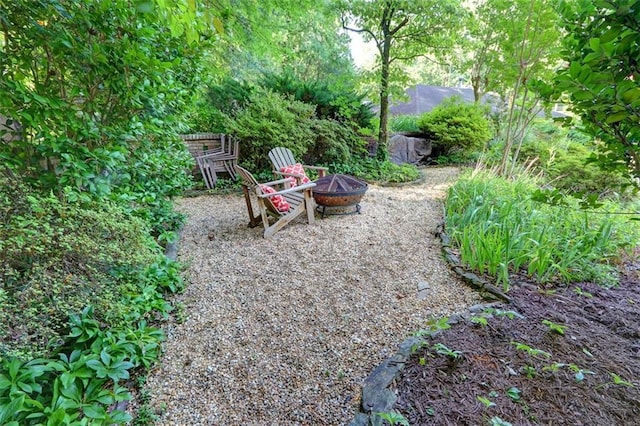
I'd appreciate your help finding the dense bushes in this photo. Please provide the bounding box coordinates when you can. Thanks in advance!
[0,170,174,358]
[227,88,367,172]
[0,1,193,423]
[0,167,185,423]
[517,121,633,197]
[186,73,376,175]
[261,72,375,130]
[446,169,639,289]
[417,97,492,155]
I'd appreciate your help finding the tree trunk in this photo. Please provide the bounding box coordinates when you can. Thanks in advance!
[377,54,390,162]
[376,7,393,162]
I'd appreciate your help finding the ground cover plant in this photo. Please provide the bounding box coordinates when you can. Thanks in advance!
[445,169,638,289]
[0,1,194,423]
[386,168,640,425]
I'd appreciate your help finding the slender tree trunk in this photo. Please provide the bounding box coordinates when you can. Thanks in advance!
[377,43,391,162]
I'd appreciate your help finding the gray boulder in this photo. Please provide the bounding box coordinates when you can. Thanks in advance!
[388,134,431,165]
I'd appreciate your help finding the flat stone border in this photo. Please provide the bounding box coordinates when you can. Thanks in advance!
[349,223,510,425]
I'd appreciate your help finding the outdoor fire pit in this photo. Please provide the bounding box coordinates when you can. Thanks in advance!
[312,174,368,218]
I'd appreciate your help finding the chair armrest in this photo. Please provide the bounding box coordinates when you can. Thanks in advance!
[197,153,238,162]
[301,165,328,172]
[201,147,225,156]
[262,177,296,187]
[258,182,316,198]
[301,164,328,178]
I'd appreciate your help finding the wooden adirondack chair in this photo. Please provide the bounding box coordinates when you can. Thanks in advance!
[268,147,328,186]
[235,165,316,238]
[194,135,239,189]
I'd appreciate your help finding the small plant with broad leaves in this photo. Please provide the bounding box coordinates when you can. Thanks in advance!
[506,387,521,401]
[375,410,410,426]
[477,395,495,408]
[542,320,567,335]
[510,341,552,360]
[433,343,463,360]
[543,363,595,382]
[414,317,451,338]
[490,417,513,426]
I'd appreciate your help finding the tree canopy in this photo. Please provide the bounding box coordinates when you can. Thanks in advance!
[339,0,465,159]
[554,0,640,181]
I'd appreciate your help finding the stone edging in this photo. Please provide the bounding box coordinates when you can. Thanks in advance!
[348,223,510,425]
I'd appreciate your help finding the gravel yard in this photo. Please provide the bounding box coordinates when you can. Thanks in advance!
[144,166,482,425]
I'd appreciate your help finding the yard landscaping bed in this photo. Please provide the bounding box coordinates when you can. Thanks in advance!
[393,262,640,425]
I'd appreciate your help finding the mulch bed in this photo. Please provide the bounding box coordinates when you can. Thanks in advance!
[393,262,640,425]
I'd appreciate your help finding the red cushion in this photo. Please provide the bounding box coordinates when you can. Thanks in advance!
[260,185,290,212]
[280,163,310,187]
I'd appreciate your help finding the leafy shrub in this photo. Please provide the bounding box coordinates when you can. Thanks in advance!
[445,169,639,289]
[517,128,632,197]
[228,89,316,171]
[306,119,367,166]
[417,97,492,155]
[228,89,370,173]
[206,78,254,116]
[0,170,168,359]
[261,72,375,130]
[389,115,421,133]
[331,158,420,183]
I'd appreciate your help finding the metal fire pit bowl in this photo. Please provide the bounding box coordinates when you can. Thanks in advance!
[313,174,368,218]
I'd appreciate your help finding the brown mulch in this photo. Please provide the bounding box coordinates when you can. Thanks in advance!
[393,261,640,425]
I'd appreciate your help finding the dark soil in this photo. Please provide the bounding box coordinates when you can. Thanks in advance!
[393,261,640,425]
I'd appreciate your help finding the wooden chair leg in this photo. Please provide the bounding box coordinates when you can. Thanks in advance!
[304,190,315,225]
[241,186,262,228]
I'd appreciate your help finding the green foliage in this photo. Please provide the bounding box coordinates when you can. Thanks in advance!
[0,0,195,234]
[0,0,197,423]
[0,172,167,359]
[306,119,367,165]
[330,157,420,183]
[418,97,492,155]
[375,410,410,426]
[228,88,371,173]
[433,343,462,360]
[261,72,374,130]
[554,0,640,181]
[542,320,567,336]
[389,115,421,133]
[0,306,171,425]
[517,121,633,196]
[228,88,316,171]
[445,169,639,289]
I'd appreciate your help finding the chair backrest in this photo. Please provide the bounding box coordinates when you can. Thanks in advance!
[235,165,281,217]
[268,147,297,172]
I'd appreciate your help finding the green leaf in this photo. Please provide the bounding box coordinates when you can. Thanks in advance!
[0,396,26,423]
[83,404,106,419]
[569,61,581,78]
[135,1,154,13]
[621,87,640,103]
[212,17,225,34]
[589,38,600,51]
[572,90,594,101]
[506,387,521,401]
[605,111,628,124]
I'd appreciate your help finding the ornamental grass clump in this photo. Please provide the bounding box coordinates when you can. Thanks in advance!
[445,169,638,290]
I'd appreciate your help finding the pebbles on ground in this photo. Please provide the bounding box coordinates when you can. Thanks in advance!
[144,166,482,425]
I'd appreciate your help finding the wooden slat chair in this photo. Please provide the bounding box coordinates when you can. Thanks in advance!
[268,147,328,187]
[195,135,239,189]
[235,165,316,238]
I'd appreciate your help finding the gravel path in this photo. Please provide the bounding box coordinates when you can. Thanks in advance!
[144,166,482,425]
